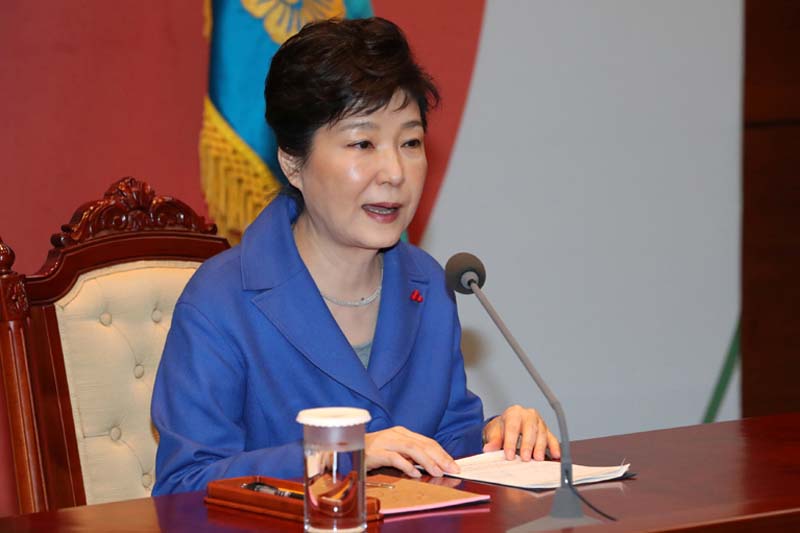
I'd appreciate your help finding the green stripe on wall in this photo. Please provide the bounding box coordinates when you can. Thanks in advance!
[702,321,740,423]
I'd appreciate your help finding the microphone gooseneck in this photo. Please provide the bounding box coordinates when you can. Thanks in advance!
[446,252,609,528]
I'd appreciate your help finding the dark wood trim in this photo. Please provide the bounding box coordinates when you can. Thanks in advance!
[741,0,800,416]
[744,119,800,129]
[744,0,800,122]
[26,232,229,304]
[48,177,218,250]
[0,309,47,514]
[26,306,84,509]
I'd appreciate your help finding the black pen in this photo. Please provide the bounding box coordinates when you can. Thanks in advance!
[241,481,304,500]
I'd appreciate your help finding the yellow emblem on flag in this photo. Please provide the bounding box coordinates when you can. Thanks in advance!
[242,0,346,44]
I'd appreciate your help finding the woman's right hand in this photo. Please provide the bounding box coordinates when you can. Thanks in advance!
[364,426,460,478]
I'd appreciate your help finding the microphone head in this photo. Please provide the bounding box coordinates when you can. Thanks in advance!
[445,252,487,294]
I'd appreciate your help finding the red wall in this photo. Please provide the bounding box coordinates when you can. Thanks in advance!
[376,1,485,242]
[0,1,208,516]
[0,2,209,275]
[0,0,483,275]
[0,0,483,516]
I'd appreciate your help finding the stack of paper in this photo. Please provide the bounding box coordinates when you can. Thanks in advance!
[449,451,630,489]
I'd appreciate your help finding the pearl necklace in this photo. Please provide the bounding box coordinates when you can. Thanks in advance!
[321,258,383,308]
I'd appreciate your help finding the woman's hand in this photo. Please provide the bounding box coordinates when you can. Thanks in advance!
[365,426,460,478]
[482,405,561,461]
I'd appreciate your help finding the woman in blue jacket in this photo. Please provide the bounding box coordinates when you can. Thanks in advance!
[152,17,559,495]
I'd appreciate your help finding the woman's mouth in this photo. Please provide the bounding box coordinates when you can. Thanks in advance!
[363,203,401,223]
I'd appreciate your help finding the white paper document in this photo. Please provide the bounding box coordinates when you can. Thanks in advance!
[449,451,630,489]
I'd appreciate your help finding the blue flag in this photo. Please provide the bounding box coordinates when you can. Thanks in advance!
[200,0,373,242]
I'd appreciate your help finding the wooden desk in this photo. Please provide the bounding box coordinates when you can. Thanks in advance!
[2,414,800,532]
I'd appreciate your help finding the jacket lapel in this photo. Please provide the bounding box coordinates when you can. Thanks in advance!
[240,195,389,413]
[251,276,389,412]
[368,245,429,390]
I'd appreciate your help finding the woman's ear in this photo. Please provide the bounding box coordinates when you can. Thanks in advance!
[278,148,303,190]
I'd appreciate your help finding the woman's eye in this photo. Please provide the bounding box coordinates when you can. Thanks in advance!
[349,140,373,150]
[403,138,422,148]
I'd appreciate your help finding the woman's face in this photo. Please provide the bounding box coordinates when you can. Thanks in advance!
[283,90,427,253]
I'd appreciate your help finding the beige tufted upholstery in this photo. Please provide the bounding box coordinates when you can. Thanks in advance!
[54,260,200,505]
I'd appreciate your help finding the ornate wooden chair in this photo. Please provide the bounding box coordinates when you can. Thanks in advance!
[0,178,229,514]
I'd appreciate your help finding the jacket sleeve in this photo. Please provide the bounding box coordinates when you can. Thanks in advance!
[433,316,486,459]
[151,302,303,495]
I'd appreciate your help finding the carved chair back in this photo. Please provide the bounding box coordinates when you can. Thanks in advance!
[0,178,229,514]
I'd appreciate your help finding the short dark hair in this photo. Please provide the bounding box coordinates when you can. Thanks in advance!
[265,17,439,169]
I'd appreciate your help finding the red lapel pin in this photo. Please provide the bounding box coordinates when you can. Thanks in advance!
[410,289,423,303]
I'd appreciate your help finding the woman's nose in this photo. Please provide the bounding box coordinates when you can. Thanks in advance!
[377,147,404,185]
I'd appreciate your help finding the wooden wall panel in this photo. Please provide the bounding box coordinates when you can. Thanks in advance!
[742,126,800,416]
[741,0,800,416]
[744,0,800,122]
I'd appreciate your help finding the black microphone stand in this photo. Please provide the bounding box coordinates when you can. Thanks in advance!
[460,270,602,531]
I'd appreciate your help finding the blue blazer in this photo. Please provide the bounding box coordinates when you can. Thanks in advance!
[151,195,485,495]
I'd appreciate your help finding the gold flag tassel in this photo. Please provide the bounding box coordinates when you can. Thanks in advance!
[199,96,282,244]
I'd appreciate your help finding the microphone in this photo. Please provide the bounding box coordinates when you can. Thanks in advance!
[445,252,486,295]
[446,252,604,530]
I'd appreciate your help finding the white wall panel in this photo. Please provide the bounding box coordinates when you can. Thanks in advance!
[422,0,743,439]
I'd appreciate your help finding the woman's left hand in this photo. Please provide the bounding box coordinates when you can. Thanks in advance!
[482,405,561,461]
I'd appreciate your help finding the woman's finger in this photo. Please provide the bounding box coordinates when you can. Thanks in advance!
[395,434,458,476]
[518,413,537,461]
[482,419,504,452]
[384,451,422,478]
[502,413,523,460]
[366,426,457,476]
[532,418,549,461]
[547,430,562,459]
[422,442,460,474]
[401,444,445,477]
[404,431,458,470]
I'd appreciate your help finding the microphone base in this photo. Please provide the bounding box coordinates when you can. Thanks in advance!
[507,515,602,532]
[506,486,604,532]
